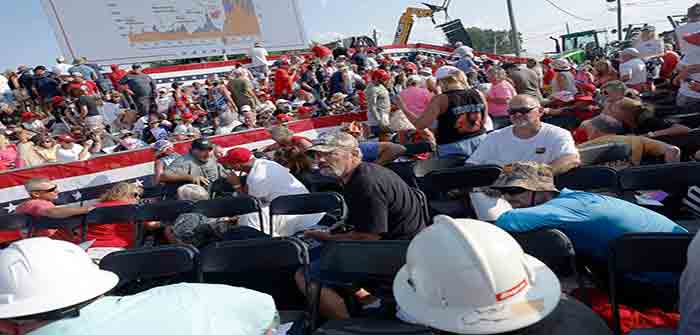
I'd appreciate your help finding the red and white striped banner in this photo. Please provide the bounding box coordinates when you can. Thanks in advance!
[0,113,366,213]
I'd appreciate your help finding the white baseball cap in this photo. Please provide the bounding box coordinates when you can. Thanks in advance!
[435,66,461,80]
[0,238,118,318]
[393,216,561,334]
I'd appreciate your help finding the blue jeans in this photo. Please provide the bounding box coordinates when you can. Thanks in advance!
[437,134,487,159]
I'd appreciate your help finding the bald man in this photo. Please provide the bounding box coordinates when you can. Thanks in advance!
[468,95,580,175]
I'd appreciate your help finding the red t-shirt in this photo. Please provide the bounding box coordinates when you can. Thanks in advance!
[67,81,98,96]
[543,68,556,85]
[86,200,136,248]
[15,199,74,242]
[108,69,127,89]
[660,51,680,80]
[274,69,292,98]
[312,45,332,59]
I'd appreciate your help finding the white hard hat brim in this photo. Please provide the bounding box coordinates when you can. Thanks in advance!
[0,269,118,319]
[393,254,561,334]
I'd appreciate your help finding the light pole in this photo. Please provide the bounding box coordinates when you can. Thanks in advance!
[607,0,623,41]
[506,0,521,56]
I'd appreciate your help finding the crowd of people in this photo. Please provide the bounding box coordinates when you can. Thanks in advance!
[5,3,700,334]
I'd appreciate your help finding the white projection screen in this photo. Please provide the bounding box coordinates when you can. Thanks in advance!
[41,0,308,64]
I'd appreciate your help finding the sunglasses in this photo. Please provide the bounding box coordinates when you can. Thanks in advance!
[498,187,529,195]
[37,185,58,193]
[507,107,536,116]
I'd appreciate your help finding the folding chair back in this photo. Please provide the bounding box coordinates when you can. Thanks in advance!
[401,142,434,157]
[270,192,344,217]
[29,215,84,239]
[209,178,237,199]
[100,245,199,295]
[618,162,700,193]
[0,214,30,231]
[511,229,577,277]
[135,200,195,222]
[269,192,345,233]
[85,205,138,224]
[419,164,502,203]
[555,166,619,192]
[193,196,262,219]
[315,241,411,325]
[141,184,165,200]
[319,240,410,282]
[656,129,700,161]
[579,142,632,166]
[412,157,465,178]
[199,238,309,310]
[608,233,694,335]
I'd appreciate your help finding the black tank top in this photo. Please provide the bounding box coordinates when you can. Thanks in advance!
[436,89,487,145]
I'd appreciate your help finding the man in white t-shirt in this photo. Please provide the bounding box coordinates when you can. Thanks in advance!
[452,41,474,59]
[248,42,269,76]
[51,56,72,76]
[618,48,648,91]
[218,147,324,236]
[467,94,580,175]
[55,134,92,162]
[674,3,700,109]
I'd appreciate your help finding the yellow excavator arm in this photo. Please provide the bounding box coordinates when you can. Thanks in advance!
[393,7,436,45]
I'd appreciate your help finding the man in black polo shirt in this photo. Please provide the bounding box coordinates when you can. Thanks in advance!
[306,131,426,241]
[296,132,427,320]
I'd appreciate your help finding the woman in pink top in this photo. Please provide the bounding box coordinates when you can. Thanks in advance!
[0,134,22,171]
[485,67,517,118]
[399,75,434,116]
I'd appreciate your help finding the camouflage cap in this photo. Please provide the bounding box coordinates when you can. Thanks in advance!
[307,131,358,153]
[491,161,558,192]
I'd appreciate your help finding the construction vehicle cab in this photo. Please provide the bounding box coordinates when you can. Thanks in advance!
[550,30,603,64]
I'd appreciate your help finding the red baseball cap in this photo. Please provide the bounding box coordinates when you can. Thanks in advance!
[51,96,65,106]
[298,106,313,115]
[542,58,553,66]
[404,62,418,73]
[56,134,75,143]
[21,112,35,121]
[181,112,194,120]
[276,113,292,122]
[371,69,391,83]
[574,95,594,103]
[218,147,253,165]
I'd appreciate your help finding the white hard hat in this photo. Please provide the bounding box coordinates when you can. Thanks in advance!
[393,216,561,334]
[0,237,118,319]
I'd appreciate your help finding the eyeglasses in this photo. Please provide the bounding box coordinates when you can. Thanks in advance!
[498,187,529,195]
[507,107,537,116]
[37,185,58,193]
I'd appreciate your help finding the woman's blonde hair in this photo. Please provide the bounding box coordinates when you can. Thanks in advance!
[100,182,142,202]
[268,125,293,142]
[487,67,507,82]
[437,70,468,92]
[0,134,8,147]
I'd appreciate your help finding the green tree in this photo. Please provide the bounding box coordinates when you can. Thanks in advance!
[465,27,523,54]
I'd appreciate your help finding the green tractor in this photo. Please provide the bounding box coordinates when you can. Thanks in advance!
[548,30,606,64]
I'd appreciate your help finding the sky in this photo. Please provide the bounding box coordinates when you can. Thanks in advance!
[0,0,692,70]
